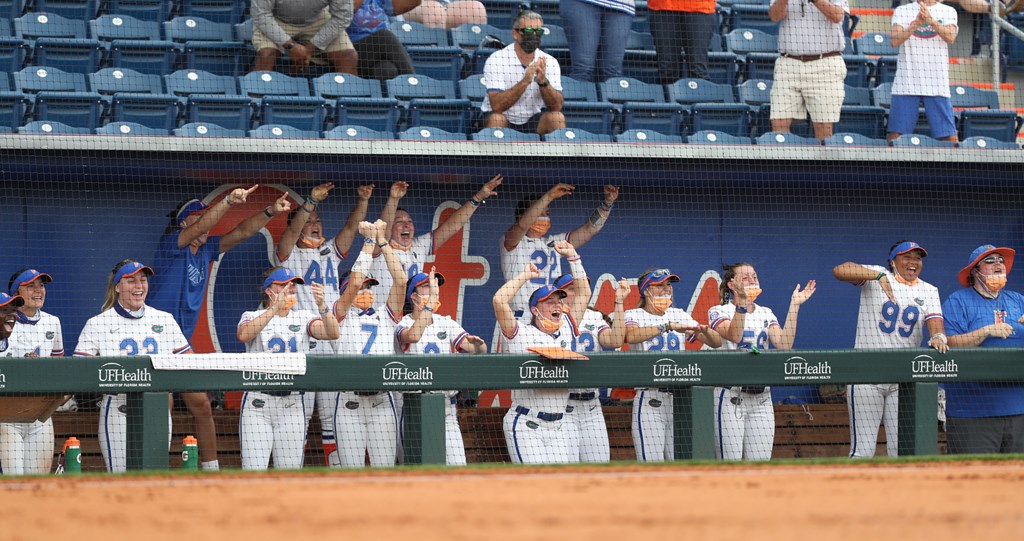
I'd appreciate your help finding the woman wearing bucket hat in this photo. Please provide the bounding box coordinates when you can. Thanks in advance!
[74,260,192,473]
[494,240,591,464]
[833,240,949,458]
[942,244,1024,454]
[396,268,486,465]
[625,268,722,462]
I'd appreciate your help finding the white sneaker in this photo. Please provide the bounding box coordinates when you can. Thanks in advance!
[55,397,78,412]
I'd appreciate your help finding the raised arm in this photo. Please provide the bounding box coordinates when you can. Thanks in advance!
[432,175,502,249]
[503,183,573,251]
[377,220,407,317]
[398,269,439,344]
[334,184,374,257]
[237,282,293,344]
[378,181,408,244]
[308,282,341,341]
[598,278,630,348]
[567,185,618,249]
[553,241,590,324]
[833,261,895,302]
[221,192,292,254]
[494,264,541,336]
[278,183,333,262]
[767,280,817,350]
[334,225,375,317]
[178,186,255,249]
[716,283,749,346]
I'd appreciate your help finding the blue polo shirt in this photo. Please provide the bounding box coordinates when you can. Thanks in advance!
[942,287,1024,418]
[148,234,222,341]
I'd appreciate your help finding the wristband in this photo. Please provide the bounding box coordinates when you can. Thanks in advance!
[736,306,748,314]
[569,258,586,280]
[537,80,549,88]
[657,324,666,334]
[470,197,484,207]
[599,201,614,212]
[932,333,947,344]
[263,206,274,218]
[363,237,375,245]
[319,307,329,315]
[377,241,389,248]
[875,272,885,281]
[225,196,237,207]
[589,208,608,228]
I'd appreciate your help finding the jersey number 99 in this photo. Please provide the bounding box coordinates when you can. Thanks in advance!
[878,301,919,337]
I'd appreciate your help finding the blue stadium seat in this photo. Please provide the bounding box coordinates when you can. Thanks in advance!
[561,100,617,135]
[0,38,28,72]
[181,0,247,25]
[386,74,469,132]
[15,66,88,93]
[622,30,658,84]
[690,102,752,136]
[687,130,751,144]
[668,77,737,107]
[543,128,613,143]
[15,12,86,40]
[174,121,245,136]
[727,5,776,35]
[166,69,253,130]
[90,14,162,41]
[313,72,382,99]
[96,121,168,135]
[334,98,401,132]
[393,21,449,46]
[0,17,11,37]
[873,56,898,86]
[872,82,892,108]
[386,73,457,100]
[755,131,819,145]
[32,38,103,74]
[601,76,684,136]
[111,40,178,75]
[737,78,772,136]
[949,84,1000,110]
[398,125,467,140]
[854,32,898,56]
[833,106,887,139]
[744,52,778,81]
[959,136,1021,150]
[111,93,180,129]
[843,85,871,106]
[17,120,91,134]
[0,0,22,20]
[615,129,683,143]
[90,67,164,95]
[843,55,872,88]
[324,124,395,140]
[706,52,741,86]
[34,91,104,128]
[0,73,9,90]
[561,76,598,102]
[890,134,953,148]
[529,0,563,29]
[959,110,1022,143]
[234,18,252,41]
[184,41,247,76]
[477,0,527,30]
[164,16,236,42]
[32,0,99,20]
[471,127,540,141]
[105,0,173,22]
[0,91,29,130]
[726,28,777,55]
[450,23,507,49]
[406,47,466,82]
[458,74,488,105]
[632,0,649,33]
[599,76,666,103]
[249,124,321,138]
[822,132,888,147]
[165,69,237,96]
[240,71,328,132]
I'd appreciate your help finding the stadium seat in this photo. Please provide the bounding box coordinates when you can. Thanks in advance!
[872,82,892,108]
[451,23,507,49]
[529,0,563,29]
[949,85,1001,110]
[726,28,777,55]
[822,132,888,147]
[164,16,236,42]
[873,56,898,86]
[386,74,457,101]
[959,110,1022,143]
[0,18,11,38]
[543,128,613,143]
[34,90,104,128]
[601,76,684,136]
[17,120,91,134]
[398,125,467,140]
[959,136,1021,150]
[0,38,28,72]
[687,130,751,144]
[249,124,321,138]
[833,106,887,139]
[755,131,819,145]
[164,69,237,96]
[94,15,178,75]
[407,47,466,82]
[386,74,470,132]
[854,32,898,56]
[105,0,172,22]
[89,67,162,95]
[90,14,162,41]
[669,78,748,136]
[0,0,22,20]
[184,41,247,76]
[471,127,540,141]
[727,5,776,35]
[240,71,328,132]
[737,78,772,136]
[234,18,252,41]
[458,74,488,105]
[111,92,180,129]
[14,13,87,40]
[668,78,736,105]
[32,0,99,20]
[622,30,659,84]
[599,76,665,104]
[744,52,779,81]
[843,85,871,106]
[706,52,741,86]
[393,21,450,46]
[890,134,953,148]
[615,129,683,143]
[632,0,649,33]
[561,76,599,102]
[314,72,383,99]
[174,121,245,137]
[561,101,617,135]
[334,98,401,133]
[181,0,247,25]
[166,69,253,130]
[324,124,395,140]
[32,38,103,74]
[477,0,527,30]
[0,91,29,130]
[15,66,88,93]
[95,121,168,135]
[843,55,871,88]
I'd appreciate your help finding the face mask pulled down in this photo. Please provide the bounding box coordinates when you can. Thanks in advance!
[977,271,1007,294]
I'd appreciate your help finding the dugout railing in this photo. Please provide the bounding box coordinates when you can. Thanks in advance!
[0,348,1020,469]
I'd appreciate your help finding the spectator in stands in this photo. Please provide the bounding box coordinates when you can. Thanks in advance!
[482,11,566,136]
[768,0,850,141]
[149,186,292,472]
[500,183,619,316]
[349,0,418,80]
[560,0,635,82]
[403,0,487,29]
[649,0,717,84]
[943,245,1024,454]
[252,0,358,75]
[887,0,959,144]
[709,263,816,461]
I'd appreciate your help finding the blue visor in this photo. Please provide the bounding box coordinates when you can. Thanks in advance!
[638,268,679,295]
[9,269,52,296]
[529,285,567,308]
[888,241,927,261]
[553,274,574,290]
[262,268,305,290]
[114,261,154,285]
[340,274,379,294]
[0,292,24,308]
[406,272,445,302]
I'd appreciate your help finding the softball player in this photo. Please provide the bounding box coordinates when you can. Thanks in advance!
[276,183,372,467]
[0,270,64,475]
[833,241,948,458]
[333,220,407,468]
[555,274,629,463]
[396,270,487,466]
[74,260,192,473]
[236,267,340,470]
[625,268,723,462]
[709,263,816,461]
[495,241,591,465]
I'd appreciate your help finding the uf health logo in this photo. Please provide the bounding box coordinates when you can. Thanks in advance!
[382,361,435,388]
[911,354,958,379]
[189,185,489,354]
[97,362,153,388]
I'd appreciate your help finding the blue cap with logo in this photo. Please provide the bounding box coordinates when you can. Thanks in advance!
[888,241,928,262]
[175,199,209,224]
[9,269,52,296]
[529,285,567,308]
[406,272,445,302]
[0,292,24,309]
[262,267,305,290]
[114,261,154,285]
[638,268,679,296]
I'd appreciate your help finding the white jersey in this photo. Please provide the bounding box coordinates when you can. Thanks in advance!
[503,315,578,414]
[238,307,321,354]
[625,307,698,352]
[396,314,471,355]
[276,242,346,315]
[853,265,943,349]
[708,303,780,351]
[892,2,957,97]
[572,309,611,353]
[5,311,63,357]
[336,306,399,355]
[500,231,570,314]
[370,233,432,310]
[74,304,191,357]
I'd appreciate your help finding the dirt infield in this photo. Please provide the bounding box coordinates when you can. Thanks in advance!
[1,461,1022,540]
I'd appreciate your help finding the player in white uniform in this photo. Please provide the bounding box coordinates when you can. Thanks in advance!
[74,260,192,473]
[494,241,591,464]
[276,182,372,467]
[369,176,502,311]
[554,273,629,463]
[333,220,407,468]
[709,263,816,461]
[833,241,949,458]
[625,268,722,462]
[236,267,339,470]
[0,270,64,475]
[396,270,487,465]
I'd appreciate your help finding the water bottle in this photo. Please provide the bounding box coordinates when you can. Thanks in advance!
[182,435,199,470]
[63,437,81,474]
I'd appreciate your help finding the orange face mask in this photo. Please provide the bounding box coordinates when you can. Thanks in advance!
[298,236,325,249]
[529,217,551,237]
[534,313,561,333]
[978,272,1007,293]
[354,290,375,311]
[414,295,441,313]
[649,295,672,313]
[743,286,762,304]
[893,273,919,287]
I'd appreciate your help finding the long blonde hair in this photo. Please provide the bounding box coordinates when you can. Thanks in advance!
[102,258,137,311]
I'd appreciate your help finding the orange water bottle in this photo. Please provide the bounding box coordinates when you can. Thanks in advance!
[182,435,199,470]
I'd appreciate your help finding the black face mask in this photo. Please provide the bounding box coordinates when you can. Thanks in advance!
[519,33,541,54]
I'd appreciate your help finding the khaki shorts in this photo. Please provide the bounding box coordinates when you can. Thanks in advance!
[769,55,846,123]
[251,8,353,53]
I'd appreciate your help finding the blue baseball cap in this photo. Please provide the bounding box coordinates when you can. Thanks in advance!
[529,285,567,308]
[339,273,379,294]
[553,274,574,290]
[113,261,154,285]
[959,245,1015,287]
[889,241,928,262]
[406,272,446,302]
[262,267,305,290]
[0,292,24,309]
[175,199,209,224]
[638,268,679,296]
[9,269,52,296]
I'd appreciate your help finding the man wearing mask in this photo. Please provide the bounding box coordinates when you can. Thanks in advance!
[481,11,565,136]
[943,245,1024,454]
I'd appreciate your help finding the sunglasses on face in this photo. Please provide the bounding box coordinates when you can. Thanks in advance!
[982,256,1006,265]
[515,27,544,35]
